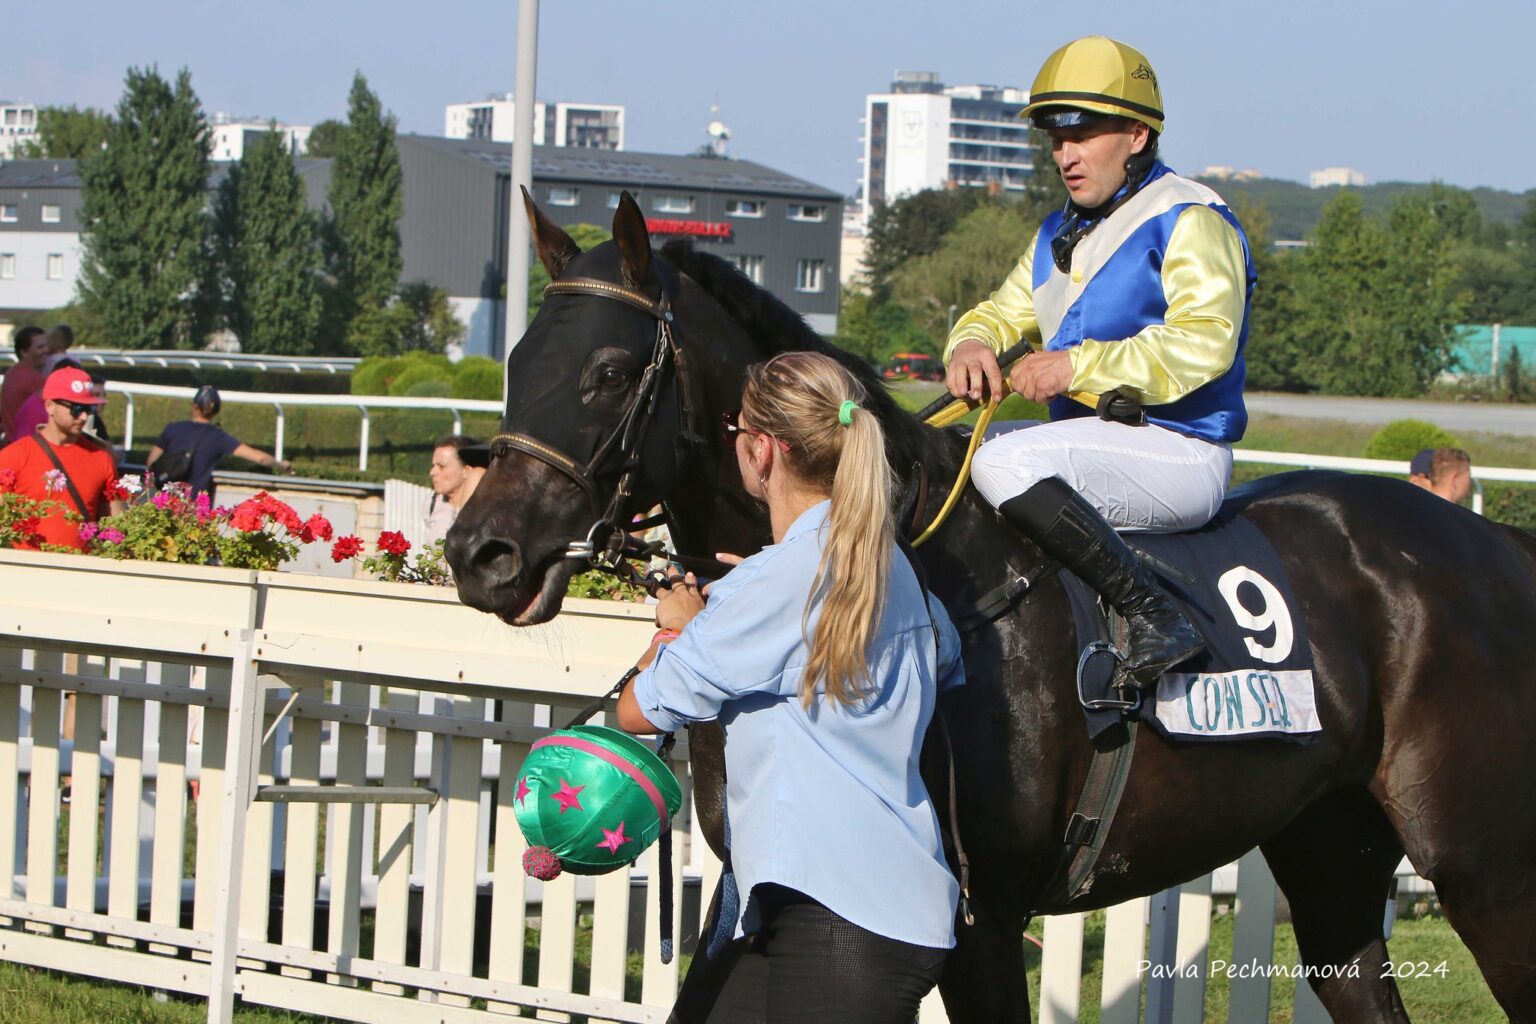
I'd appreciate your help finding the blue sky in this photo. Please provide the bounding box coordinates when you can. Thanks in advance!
[9,0,1535,195]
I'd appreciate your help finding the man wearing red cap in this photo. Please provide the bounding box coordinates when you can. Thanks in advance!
[0,366,120,550]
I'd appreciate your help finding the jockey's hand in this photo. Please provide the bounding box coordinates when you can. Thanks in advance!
[655,572,706,631]
[946,341,1004,402]
[1009,350,1074,403]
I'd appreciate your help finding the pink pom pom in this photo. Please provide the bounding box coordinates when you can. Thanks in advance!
[523,846,563,880]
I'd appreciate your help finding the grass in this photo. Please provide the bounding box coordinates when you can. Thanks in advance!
[1015,909,1502,1024]
[0,908,1502,1022]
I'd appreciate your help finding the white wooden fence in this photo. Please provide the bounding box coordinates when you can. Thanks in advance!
[0,548,1397,1023]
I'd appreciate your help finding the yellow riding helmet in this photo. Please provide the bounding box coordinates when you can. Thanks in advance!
[1019,36,1165,134]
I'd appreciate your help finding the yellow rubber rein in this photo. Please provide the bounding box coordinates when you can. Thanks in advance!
[909,341,1034,548]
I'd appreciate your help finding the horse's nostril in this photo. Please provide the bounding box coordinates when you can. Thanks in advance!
[472,538,523,583]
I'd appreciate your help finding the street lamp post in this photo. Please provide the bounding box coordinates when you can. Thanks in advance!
[503,0,540,394]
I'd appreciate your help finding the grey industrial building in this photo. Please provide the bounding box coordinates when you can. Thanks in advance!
[1,139,843,358]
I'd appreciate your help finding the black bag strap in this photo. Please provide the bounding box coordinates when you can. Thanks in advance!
[30,433,91,520]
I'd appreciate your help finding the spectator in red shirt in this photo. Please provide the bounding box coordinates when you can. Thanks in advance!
[2,326,49,444]
[0,366,120,551]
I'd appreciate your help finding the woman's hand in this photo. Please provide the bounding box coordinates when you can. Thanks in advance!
[655,572,707,631]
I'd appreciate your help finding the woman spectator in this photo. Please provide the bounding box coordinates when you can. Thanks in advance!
[146,385,289,498]
[422,435,487,547]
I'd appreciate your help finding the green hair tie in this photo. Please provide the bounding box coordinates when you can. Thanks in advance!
[838,400,857,426]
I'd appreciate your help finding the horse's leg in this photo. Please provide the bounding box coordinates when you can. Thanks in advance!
[938,902,1032,1024]
[1260,787,1411,1022]
[1428,873,1536,1021]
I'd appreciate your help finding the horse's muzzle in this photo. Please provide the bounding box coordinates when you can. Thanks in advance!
[445,521,525,614]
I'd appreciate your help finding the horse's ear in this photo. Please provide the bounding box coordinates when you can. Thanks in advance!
[522,185,581,280]
[611,190,653,288]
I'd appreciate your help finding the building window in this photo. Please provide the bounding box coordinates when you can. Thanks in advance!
[788,204,827,223]
[547,186,580,206]
[608,190,643,208]
[47,254,63,280]
[653,194,694,214]
[795,258,825,293]
[0,254,13,279]
[41,204,61,224]
[725,199,764,218]
[724,254,764,284]
[0,205,17,223]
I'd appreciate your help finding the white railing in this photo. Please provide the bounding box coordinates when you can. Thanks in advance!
[0,548,1428,1024]
[2,349,359,375]
[1231,448,1536,516]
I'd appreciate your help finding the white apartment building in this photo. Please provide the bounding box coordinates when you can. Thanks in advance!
[0,161,83,315]
[858,71,1034,223]
[208,113,312,161]
[444,97,624,150]
[0,102,39,159]
[1309,166,1367,189]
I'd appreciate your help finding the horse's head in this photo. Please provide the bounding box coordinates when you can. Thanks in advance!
[446,190,761,624]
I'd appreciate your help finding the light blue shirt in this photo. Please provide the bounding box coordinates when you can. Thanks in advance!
[633,501,965,948]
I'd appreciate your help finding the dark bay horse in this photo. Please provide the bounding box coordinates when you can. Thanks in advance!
[446,192,1536,1023]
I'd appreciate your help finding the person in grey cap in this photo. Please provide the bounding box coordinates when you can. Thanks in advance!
[146,385,291,497]
[1408,447,1473,504]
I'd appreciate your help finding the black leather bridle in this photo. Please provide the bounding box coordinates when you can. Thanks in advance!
[489,276,703,580]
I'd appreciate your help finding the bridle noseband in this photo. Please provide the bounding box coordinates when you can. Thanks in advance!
[490,276,702,577]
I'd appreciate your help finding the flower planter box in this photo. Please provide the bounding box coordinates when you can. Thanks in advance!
[0,549,655,700]
[0,548,259,660]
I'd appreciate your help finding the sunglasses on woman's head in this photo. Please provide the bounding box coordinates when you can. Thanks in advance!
[720,409,789,451]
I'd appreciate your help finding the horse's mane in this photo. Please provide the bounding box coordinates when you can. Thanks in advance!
[659,240,931,466]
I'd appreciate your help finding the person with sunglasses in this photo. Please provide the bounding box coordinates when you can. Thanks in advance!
[0,366,121,550]
[616,352,965,1022]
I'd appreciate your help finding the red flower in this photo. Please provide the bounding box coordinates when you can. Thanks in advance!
[299,513,334,544]
[331,535,363,562]
[230,501,265,533]
[0,468,15,492]
[377,531,410,557]
[256,492,302,533]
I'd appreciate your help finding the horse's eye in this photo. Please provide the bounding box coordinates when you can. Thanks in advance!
[599,366,629,391]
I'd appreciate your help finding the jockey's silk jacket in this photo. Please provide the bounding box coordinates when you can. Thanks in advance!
[944,162,1255,444]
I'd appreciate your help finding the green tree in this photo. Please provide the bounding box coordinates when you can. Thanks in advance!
[1233,198,1309,392]
[303,119,344,159]
[213,125,323,354]
[1292,192,1461,397]
[344,280,464,357]
[1514,195,1536,323]
[831,288,936,366]
[527,223,611,323]
[887,202,1043,344]
[78,67,214,349]
[16,105,114,159]
[864,187,990,296]
[323,72,402,349]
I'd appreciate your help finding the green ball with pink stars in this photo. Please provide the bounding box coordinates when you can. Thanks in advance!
[513,725,683,878]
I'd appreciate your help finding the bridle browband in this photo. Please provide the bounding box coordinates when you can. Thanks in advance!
[490,276,703,578]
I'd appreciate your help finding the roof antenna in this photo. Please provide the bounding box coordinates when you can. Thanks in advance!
[704,96,730,159]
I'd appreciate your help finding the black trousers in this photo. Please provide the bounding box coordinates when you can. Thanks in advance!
[703,886,949,1024]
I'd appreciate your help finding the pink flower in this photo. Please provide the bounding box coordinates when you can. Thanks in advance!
[79,522,99,542]
[98,528,125,544]
[152,491,173,510]
[331,535,363,562]
[43,469,66,494]
[194,492,213,522]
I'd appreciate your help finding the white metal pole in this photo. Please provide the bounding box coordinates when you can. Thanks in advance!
[503,0,540,387]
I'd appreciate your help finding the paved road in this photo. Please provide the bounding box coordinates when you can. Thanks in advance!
[1245,394,1536,438]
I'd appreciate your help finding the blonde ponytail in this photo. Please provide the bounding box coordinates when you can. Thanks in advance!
[740,352,895,708]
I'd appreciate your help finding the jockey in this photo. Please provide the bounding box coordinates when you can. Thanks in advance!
[944,36,1255,690]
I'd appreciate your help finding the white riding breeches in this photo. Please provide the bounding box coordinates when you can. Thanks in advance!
[970,418,1233,532]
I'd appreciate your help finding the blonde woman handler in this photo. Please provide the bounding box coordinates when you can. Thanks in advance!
[618,352,965,1022]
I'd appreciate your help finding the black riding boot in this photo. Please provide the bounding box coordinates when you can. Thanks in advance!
[999,477,1204,689]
